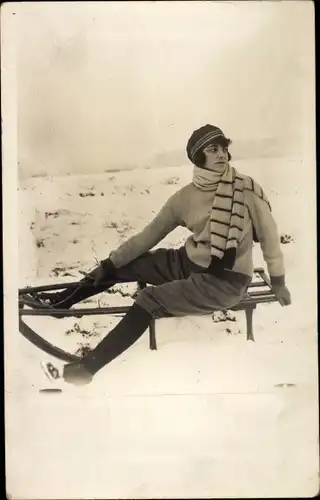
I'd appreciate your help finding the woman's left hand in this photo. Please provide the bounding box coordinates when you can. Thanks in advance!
[272,285,291,306]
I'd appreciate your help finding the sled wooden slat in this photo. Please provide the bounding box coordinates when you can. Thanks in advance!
[19,278,136,295]
[246,281,266,288]
[232,295,277,307]
[19,306,132,317]
[247,290,275,297]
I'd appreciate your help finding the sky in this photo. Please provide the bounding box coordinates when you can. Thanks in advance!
[16,1,315,176]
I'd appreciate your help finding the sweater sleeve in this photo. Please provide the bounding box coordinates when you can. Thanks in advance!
[245,190,285,285]
[108,190,182,268]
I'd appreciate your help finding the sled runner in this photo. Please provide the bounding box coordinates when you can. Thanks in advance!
[19,268,278,362]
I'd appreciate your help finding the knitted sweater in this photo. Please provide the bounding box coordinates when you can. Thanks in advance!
[109,181,285,283]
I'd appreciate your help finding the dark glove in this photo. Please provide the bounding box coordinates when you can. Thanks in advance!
[272,284,292,306]
[86,258,116,287]
[270,276,291,306]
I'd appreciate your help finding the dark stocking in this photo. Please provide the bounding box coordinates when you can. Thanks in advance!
[78,303,152,375]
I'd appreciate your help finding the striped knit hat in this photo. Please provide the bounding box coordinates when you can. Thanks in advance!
[187,124,230,165]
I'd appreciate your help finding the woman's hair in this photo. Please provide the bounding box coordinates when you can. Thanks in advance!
[193,138,232,168]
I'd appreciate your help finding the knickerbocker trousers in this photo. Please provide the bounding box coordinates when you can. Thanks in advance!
[98,247,251,318]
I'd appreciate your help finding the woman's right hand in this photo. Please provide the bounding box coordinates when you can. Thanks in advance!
[86,265,106,287]
[85,258,116,287]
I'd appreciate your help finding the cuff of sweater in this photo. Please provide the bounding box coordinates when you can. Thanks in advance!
[270,275,285,287]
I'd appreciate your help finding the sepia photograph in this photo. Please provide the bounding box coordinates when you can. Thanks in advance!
[3,1,318,498]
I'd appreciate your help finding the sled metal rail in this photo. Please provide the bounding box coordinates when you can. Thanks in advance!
[19,267,278,362]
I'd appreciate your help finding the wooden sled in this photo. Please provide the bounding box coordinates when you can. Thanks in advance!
[19,268,278,362]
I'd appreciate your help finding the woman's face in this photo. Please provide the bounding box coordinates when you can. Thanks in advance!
[203,143,229,173]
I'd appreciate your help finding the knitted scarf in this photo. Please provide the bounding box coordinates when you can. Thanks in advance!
[192,165,223,191]
[193,165,271,270]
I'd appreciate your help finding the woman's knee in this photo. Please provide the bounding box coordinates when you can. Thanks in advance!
[134,286,171,318]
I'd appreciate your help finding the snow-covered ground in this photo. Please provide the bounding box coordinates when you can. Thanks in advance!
[6,158,319,498]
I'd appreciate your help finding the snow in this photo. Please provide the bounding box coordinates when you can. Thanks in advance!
[7,158,319,498]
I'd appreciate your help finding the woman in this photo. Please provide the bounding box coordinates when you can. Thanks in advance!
[42,124,291,386]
